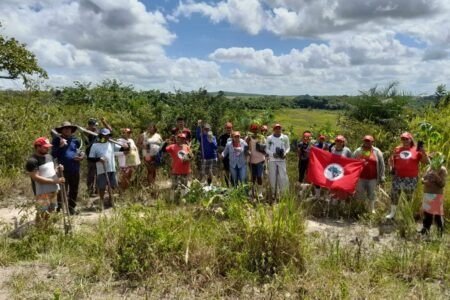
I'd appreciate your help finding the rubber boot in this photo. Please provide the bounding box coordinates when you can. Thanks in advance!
[386,205,397,219]
[370,200,376,214]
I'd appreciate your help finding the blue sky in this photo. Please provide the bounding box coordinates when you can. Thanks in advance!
[0,0,449,95]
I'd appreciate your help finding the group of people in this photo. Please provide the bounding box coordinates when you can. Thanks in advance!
[26,117,446,234]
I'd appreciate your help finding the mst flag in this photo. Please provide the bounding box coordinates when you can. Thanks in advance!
[307,147,364,194]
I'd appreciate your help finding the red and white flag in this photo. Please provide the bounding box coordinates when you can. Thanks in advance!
[306,147,364,194]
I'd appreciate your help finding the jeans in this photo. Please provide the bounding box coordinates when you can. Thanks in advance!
[230,165,246,186]
[356,179,377,203]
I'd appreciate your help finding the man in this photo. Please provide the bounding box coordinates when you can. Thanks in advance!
[52,121,83,215]
[88,128,128,208]
[314,135,330,151]
[175,117,192,141]
[196,120,218,185]
[353,135,385,213]
[84,117,112,196]
[266,124,290,199]
[218,122,233,187]
[25,137,65,224]
[246,123,267,198]
[297,131,312,183]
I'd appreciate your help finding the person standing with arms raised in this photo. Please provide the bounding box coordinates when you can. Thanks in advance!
[196,120,218,186]
[51,121,83,215]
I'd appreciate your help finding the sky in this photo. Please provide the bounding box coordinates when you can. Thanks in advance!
[0,0,449,95]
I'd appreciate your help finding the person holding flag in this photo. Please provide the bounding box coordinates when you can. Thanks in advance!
[266,124,290,199]
[328,135,353,200]
[306,145,364,197]
[386,132,429,219]
[353,135,385,213]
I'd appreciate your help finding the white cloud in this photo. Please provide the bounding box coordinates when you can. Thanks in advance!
[1,1,449,95]
[174,0,266,35]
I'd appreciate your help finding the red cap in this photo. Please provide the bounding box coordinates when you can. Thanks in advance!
[34,137,52,148]
[225,122,233,129]
[250,123,260,130]
[363,135,374,142]
[318,135,326,140]
[177,133,186,139]
[122,128,132,133]
[273,123,282,129]
[182,128,190,134]
[335,135,346,142]
[400,132,412,139]
[233,131,241,137]
[261,125,268,132]
[303,132,312,138]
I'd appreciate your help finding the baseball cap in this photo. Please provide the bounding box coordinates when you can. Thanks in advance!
[203,123,211,130]
[261,125,268,132]
[303,132,312,138]
[363,135,374,142]
[99,128,111,136]
[400,132,413,139]
[177,133,187,139]
[335,135,346,142]
[122,128,132,134]
[273,123,282,129]
[233,131,241,137]
[34,137,52,148]
[225,122,233,129]
[88,118,98,126]
[318,135,326,140]
[250,123,259,130]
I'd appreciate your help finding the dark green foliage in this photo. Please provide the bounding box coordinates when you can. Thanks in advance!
[0,23,48,86]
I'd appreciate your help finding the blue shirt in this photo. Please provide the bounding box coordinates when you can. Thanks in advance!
[222,139,248,168]
[51,136,81,173]
[196,126,218,160]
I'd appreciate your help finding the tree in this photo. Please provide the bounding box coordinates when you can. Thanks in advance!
[435,84,449,107]
[0,23,48,86]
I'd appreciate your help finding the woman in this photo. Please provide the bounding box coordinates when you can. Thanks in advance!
[137,123,163,186]
[329,135,353,200]
[222,131,248,186]
[386,132,429,219]
[116,128,141,190]
[420,152,447,235]
[353,135,385,213]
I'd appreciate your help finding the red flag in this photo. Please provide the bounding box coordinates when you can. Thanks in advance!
[306,147,364,194]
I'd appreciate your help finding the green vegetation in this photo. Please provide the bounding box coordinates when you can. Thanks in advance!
[0,23,47,86]
[0,81,449,298]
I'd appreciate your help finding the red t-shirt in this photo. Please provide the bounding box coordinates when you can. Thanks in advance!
[166,144,191,175]
[393,146,422,177]
[360,150,378,180]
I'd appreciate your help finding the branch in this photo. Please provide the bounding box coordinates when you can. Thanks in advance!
[0,75,18,79]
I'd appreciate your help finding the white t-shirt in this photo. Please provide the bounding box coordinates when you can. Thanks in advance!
[142,132,163,157]
[89,142,122,174]
[266,134,290,162]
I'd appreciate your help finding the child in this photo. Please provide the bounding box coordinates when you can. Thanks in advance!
[163,133,192,200]
[420,152,447,235]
